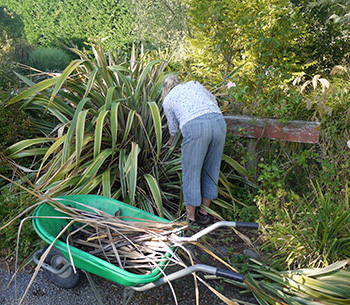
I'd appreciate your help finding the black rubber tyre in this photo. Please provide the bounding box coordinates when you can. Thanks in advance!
[42,245,81,289]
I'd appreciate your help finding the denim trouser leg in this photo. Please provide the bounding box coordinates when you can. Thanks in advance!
[181,113,226,206]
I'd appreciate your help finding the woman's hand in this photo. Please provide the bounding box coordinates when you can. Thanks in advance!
[169,136,175,146]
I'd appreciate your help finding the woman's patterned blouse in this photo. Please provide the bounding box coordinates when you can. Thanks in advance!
[163,81,221,136]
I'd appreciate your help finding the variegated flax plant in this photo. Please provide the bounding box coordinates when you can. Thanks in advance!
[4,41,183,219]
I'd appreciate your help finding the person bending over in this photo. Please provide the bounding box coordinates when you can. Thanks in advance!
[162,74,227,228]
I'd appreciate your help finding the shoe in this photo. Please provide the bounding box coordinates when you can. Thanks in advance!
[195,210,211,226]
[186,218,201,230]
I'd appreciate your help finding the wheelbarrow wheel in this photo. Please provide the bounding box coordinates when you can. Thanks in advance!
[42,245,81,289]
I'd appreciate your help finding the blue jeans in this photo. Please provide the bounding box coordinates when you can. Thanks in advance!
[181,113,226,206]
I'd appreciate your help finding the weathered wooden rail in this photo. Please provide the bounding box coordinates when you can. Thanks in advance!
[224,115,321,170]
[224,115,321,144]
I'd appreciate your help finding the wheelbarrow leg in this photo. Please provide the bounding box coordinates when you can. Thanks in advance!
[123,287,135,305]
[82,270,104,305]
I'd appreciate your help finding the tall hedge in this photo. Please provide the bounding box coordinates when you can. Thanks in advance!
[1,0,135,51]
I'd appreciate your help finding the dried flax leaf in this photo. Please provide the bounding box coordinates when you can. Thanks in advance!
[331,65,348,75]
[17,218,78,305]
[106,227,123,269]
[40,203,214,304]
[58,207,184,274]
[194,242,239,273]
[197,276,240,305]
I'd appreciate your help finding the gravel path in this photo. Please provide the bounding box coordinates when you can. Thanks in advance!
[0,264,258,305]
[0,246,259,305]
[1,229,260,305]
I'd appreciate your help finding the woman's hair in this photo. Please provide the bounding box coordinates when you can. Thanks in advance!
[162,74,182,99]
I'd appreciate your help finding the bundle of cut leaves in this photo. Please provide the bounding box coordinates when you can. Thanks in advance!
[53,203,187,275]
[208,258,350,305]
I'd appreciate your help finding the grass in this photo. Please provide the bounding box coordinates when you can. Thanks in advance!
[27,47,72,71]
[261,182,350,269]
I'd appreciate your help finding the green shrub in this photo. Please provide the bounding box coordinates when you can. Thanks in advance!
[0,104,32,150]
[293,70,350,195]
[0,53,33,153]
[0,103,33,184]
[309,119,350,196]
[27,47,72,71]
[0,186,41,263]
[4,43,182,218]
[0,54,20,102]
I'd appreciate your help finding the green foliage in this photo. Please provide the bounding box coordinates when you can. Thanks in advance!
[0,53,19,101]
[258,161,285,191]
[27,47,72,71]
[184,0,313,123]
[291,67,350,195]
[0,6,24,43]
[0,53,33,160]
[218,133,260,220]
[2,0,135,51]
[0,51,33,154]
[310,120,350,195]
[251,73,305,118]
[131,0,188,49]
[261,183,350,269]
[229,67,350,270]
[0,186,40,262]
[185,0,249,81]
[185,0,304,77]
[0,104,32,151]
[4,42,183,219]
[231,259,350,304]
[291,0,350,71]
[255,186,302,227]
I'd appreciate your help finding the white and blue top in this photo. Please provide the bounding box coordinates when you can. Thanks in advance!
[163,81,222,136]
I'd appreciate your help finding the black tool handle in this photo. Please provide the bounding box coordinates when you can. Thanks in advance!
[235,221,259,229]
[216,268,245,282]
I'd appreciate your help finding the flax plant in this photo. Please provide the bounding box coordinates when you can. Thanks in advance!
[4,42,182,218]
[218,259,350,305]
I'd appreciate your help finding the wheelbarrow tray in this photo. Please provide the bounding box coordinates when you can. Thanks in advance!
[32,194,175,287]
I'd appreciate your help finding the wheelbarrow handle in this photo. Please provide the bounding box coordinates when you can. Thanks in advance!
[235,221,259,229]
[216,268,244,281]
[128,264,244,292]
[175,221,258,242]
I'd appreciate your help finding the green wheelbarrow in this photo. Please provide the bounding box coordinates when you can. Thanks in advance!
[32,195,258,304]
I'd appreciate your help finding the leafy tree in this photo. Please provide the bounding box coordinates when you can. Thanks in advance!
[290,0,350,71]
[0,6,24,44]
[185,0,305,78]
[1,0,135,51]
[185,0,307,118]
[185,0,248,81]
[130,0,188,49]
